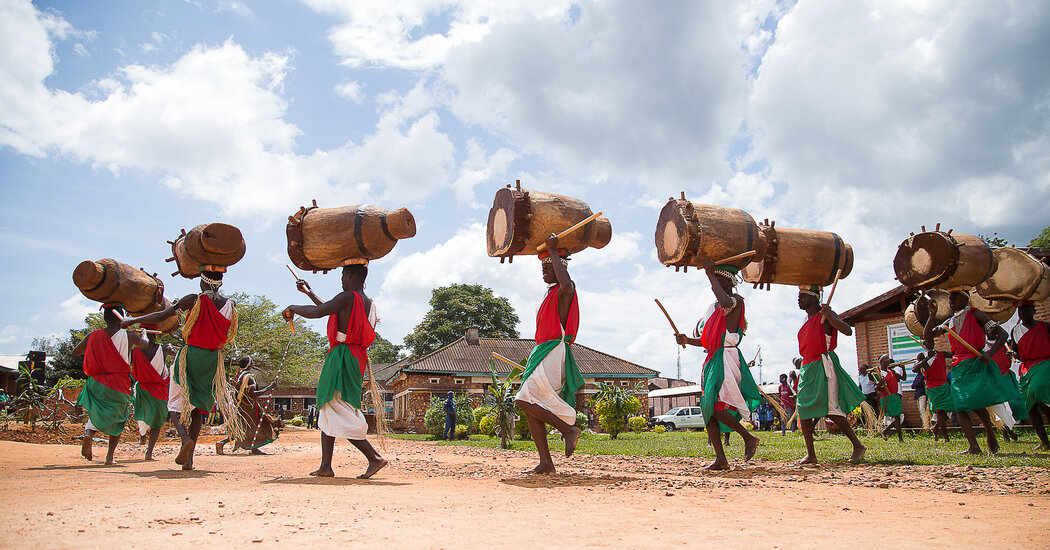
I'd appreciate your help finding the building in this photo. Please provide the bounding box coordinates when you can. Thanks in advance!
[270,362,397,420]
[647,377,700,416]
[384,328,658,432]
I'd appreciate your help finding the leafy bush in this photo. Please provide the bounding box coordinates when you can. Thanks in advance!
[423,397,446,438]
[56,376,85,389]
[595,397,640,437]
[291,416,303,427]
[472,405,494,432]
[479,414,497,436]
[576,412,588,429]
[514,406,531,440]
[628,415,647,432]
[653,424,666,434]
[455,424,469,440]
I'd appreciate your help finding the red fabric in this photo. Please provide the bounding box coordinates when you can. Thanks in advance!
[947,309,984,366]
[925,352,948,388]
[779,383,795,409]
[798,313,837,365]
[187,295,232,350]
[326,292,376,375]
[131,348,168,401]
[1017,322,1050,376]
[700,302,745,363]
[879,369,899,398]
[991,345,1010,375]
[535,285,579,343]
[82,330,132,395]
[714,402,736,411]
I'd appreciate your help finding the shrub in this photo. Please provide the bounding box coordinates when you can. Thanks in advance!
[423,397,446,438]
[628,415,647,432]
[56,376,85,389]
[479,414,497,436]
[514,406,531,440]
[575,412,588,429]
[291,416,303,427]
[472,405,494,432]
[455,424,469,440]
[595,396,640,439]
[653,424,666,434]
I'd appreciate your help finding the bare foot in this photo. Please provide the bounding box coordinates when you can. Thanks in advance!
[564,427,582,458]
[703,460,730,471]
[850,444,866,464]
[744,435,759,462]
[81,435,93,461]
[175,440,194,465]
[104,457,115,465]
[357,458,388,479]
[798,455,819,465]
[215,442,225,455]
[959,447,982,455]
[181,461,194,471]
[144,455,155,461]
[309,467,335,477]
[522,463,556,475]
[987,438,1000,454]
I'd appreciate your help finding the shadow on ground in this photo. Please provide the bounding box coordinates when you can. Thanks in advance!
[500,473,637,488]
[262,476,410,486]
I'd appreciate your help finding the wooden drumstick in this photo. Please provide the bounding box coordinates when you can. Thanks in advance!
[714,250,757,266]
[284,264,303,334]
[654,299,686,348]
[819,269,842,324]
[943,326,984,360]
[534,211,603,252]
[491,353,521,369]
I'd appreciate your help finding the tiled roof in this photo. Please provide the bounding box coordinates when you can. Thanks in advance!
[384,337,658,382]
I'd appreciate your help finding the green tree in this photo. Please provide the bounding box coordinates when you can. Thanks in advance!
[225,292,328,388]
[1030,226,1050,248]
[978,232,1009,247]
[368,334,404,364]
[403,284,520,358]
[32,330,87,386]
[589,381,644,439]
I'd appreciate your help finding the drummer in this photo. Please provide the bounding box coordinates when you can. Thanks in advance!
[1012,301,1050,450]
[920,291,1008,454]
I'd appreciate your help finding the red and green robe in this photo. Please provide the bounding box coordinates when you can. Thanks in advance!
[231,370,279,449]
[924,351,953,412]
[171,295,240,438]
[795,313,865,420]
[878,369,904,418]
[77,329,132,437]
[516,285,585,425]
[1015,321,1050,413]
[131,347,168,431]
[943,307,1008,412]
[316,291,376,440]
[697,300,760,432]
[987,337,1027,426]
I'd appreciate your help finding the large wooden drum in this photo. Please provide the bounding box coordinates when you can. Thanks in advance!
[486,183,611,260]
[903,289,951,337]
[741,225,853,287]
[893,231,994,290]
[73,259,165,313]
[976,247,1043,301]
[128,297,179,334]
[654,197,766,270]
[167,223,245,278]
[1028,262,1050,301]
[287,201,416,271]
[969,291,1016,324]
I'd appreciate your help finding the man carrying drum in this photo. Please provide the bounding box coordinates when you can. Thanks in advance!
[514,234,584,475]
[1012,301,1050,450]
[130,328,176,461]
[675,260,761,470]
[795,285,867,464]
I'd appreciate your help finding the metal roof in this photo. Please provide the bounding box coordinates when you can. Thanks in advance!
[385,337,658,382]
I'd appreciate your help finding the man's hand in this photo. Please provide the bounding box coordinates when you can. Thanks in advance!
[545,233,560,251]
[675,333,688,346]
[296,280,312,295]
[701,258,716,274]
[282,307,294,321]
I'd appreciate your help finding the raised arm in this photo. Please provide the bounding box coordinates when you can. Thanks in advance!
[973,308,1006,363]
[121,293,196,328]
[820,305,852,336]
[544,234,575,326]
[296,280,325,307]
[283,290,354,320]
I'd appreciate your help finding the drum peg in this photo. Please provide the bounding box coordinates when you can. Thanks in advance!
[505,183,511,188]
[311,199,318,208]
[515,179,521,190]
[667,196,674,201]
[680,191,686,200]
[935,223,941,231]
[166,240,175,245]
[909,232,914,237]
[180,228,187,236]
[770,220,776,228]
[946,228,953,235]
[921,225,926,232]
[170,270,180,277]
[165,256,175,263]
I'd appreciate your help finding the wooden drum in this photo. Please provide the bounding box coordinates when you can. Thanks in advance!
[903,289,951,337]
[128,297,179,334]
[486,183,611,260]
[976,247,1043,301]
[741,225,853,287]
[1028,262,1050,302]
[969,291,1016,323]
[287,201,416,271]
[893,231,994,290]
[167,223,245,278]
[73,259,165,313]
[654,197,766,270]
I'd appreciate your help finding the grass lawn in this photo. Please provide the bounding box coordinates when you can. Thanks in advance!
[394,429,1050,468]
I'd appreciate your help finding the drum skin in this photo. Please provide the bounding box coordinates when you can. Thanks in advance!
[486,185,611,259]
[893,231,994,290]
[904,289,951,337]
[976,247,1043,301]
[654,199,766,270]
[287,203,416,271]
[1029,262,1050,302]
[741,226,852,287]
[73,259,165,313]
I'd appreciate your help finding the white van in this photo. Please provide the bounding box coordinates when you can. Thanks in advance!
[652,406,705,431]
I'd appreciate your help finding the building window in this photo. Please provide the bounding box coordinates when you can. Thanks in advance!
[620,380,629,387]
[455,378,465,385]
[429,378,440,384]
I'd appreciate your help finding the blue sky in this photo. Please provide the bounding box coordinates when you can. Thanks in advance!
[1,0,1048,384]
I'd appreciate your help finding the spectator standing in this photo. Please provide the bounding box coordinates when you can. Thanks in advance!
[857,363,879,413]
[778,373,796,434]
[911,364,929,429]
[442,391,456,441]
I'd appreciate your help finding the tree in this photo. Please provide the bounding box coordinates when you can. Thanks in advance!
[32,330,87,386]
[978,232,1009,247]
[589,381,645,439]
[1030,226,1050,248]
[224,292,328,388]
[368,334,404,364]
[402,284,520,358]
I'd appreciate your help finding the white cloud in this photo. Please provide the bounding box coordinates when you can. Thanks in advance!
[334,79,364,102]
[57,294,94,324]
[450,139,517,207]
[140,31,168,53]
[0,325,23,345]
[216,0,255,20]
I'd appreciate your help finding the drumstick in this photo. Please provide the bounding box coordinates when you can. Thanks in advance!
[284,264,302,334]
[534,211,603,251]
[819,269,842,324]
[491,353,522,369]
[654,299,686,348]
[714,250,757,266]
[943,326,984,360]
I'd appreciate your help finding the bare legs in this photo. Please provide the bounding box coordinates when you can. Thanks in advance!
[933,411,950,442]
[215,437,229,455]
[81,428,121,464]
[144,427,160,461]
[172,410,202,470]
[309,432,387,479]
[799,415,865,465]
[956,409,998,454]
[704,410,759,471]
[1029,404,1050,450]
[515,399,582,474]
[881,417,903,442]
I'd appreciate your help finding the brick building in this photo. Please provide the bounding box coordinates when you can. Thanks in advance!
[383,328,658,432]
[842,249,1050,428]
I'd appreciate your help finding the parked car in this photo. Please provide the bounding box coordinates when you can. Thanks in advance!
[652,406,705,431]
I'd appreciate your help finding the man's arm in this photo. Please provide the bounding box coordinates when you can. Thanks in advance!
[820,305,852,336]
[283,291,353,321]
[122,294,196,328]
[544,234,575,326]
[973,309,1006,363]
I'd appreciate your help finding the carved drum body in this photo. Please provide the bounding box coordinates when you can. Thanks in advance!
[904,289,951,337]
[741,225,853,287]
[969,291,1016,324]
[976,247,1044,301]
[1029,263,1050,302]
[654,199,766,270]
[168,223,245,278]
[894,231,994,290]
[287,203,416,271]
[73,259,165,313]
[486,185,611,259]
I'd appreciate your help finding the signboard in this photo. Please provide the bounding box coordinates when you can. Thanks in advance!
[887,323,922,363]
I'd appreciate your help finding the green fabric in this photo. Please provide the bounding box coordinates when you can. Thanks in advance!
[949,357,1009,411]
[997,370,1028,422]
[133,383,168,430]
[1019,360,1050,414]
[316,345,363,409]
[521,338,585,405]
[173,345,219,412]
[926,383,954,412]
[880,393,903,417]
[699,346,761,431]
[796,351,866,420]
[77,378,131,436]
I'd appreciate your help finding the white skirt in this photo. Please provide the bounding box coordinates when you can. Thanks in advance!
[515,343,577,425]
[988,402,1017,430]
[319,391,368,440]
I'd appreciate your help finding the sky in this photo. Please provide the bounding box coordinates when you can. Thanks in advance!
[1,0,1047,385]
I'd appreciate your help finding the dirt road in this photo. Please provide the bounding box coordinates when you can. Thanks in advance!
[2,428,1048,549]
